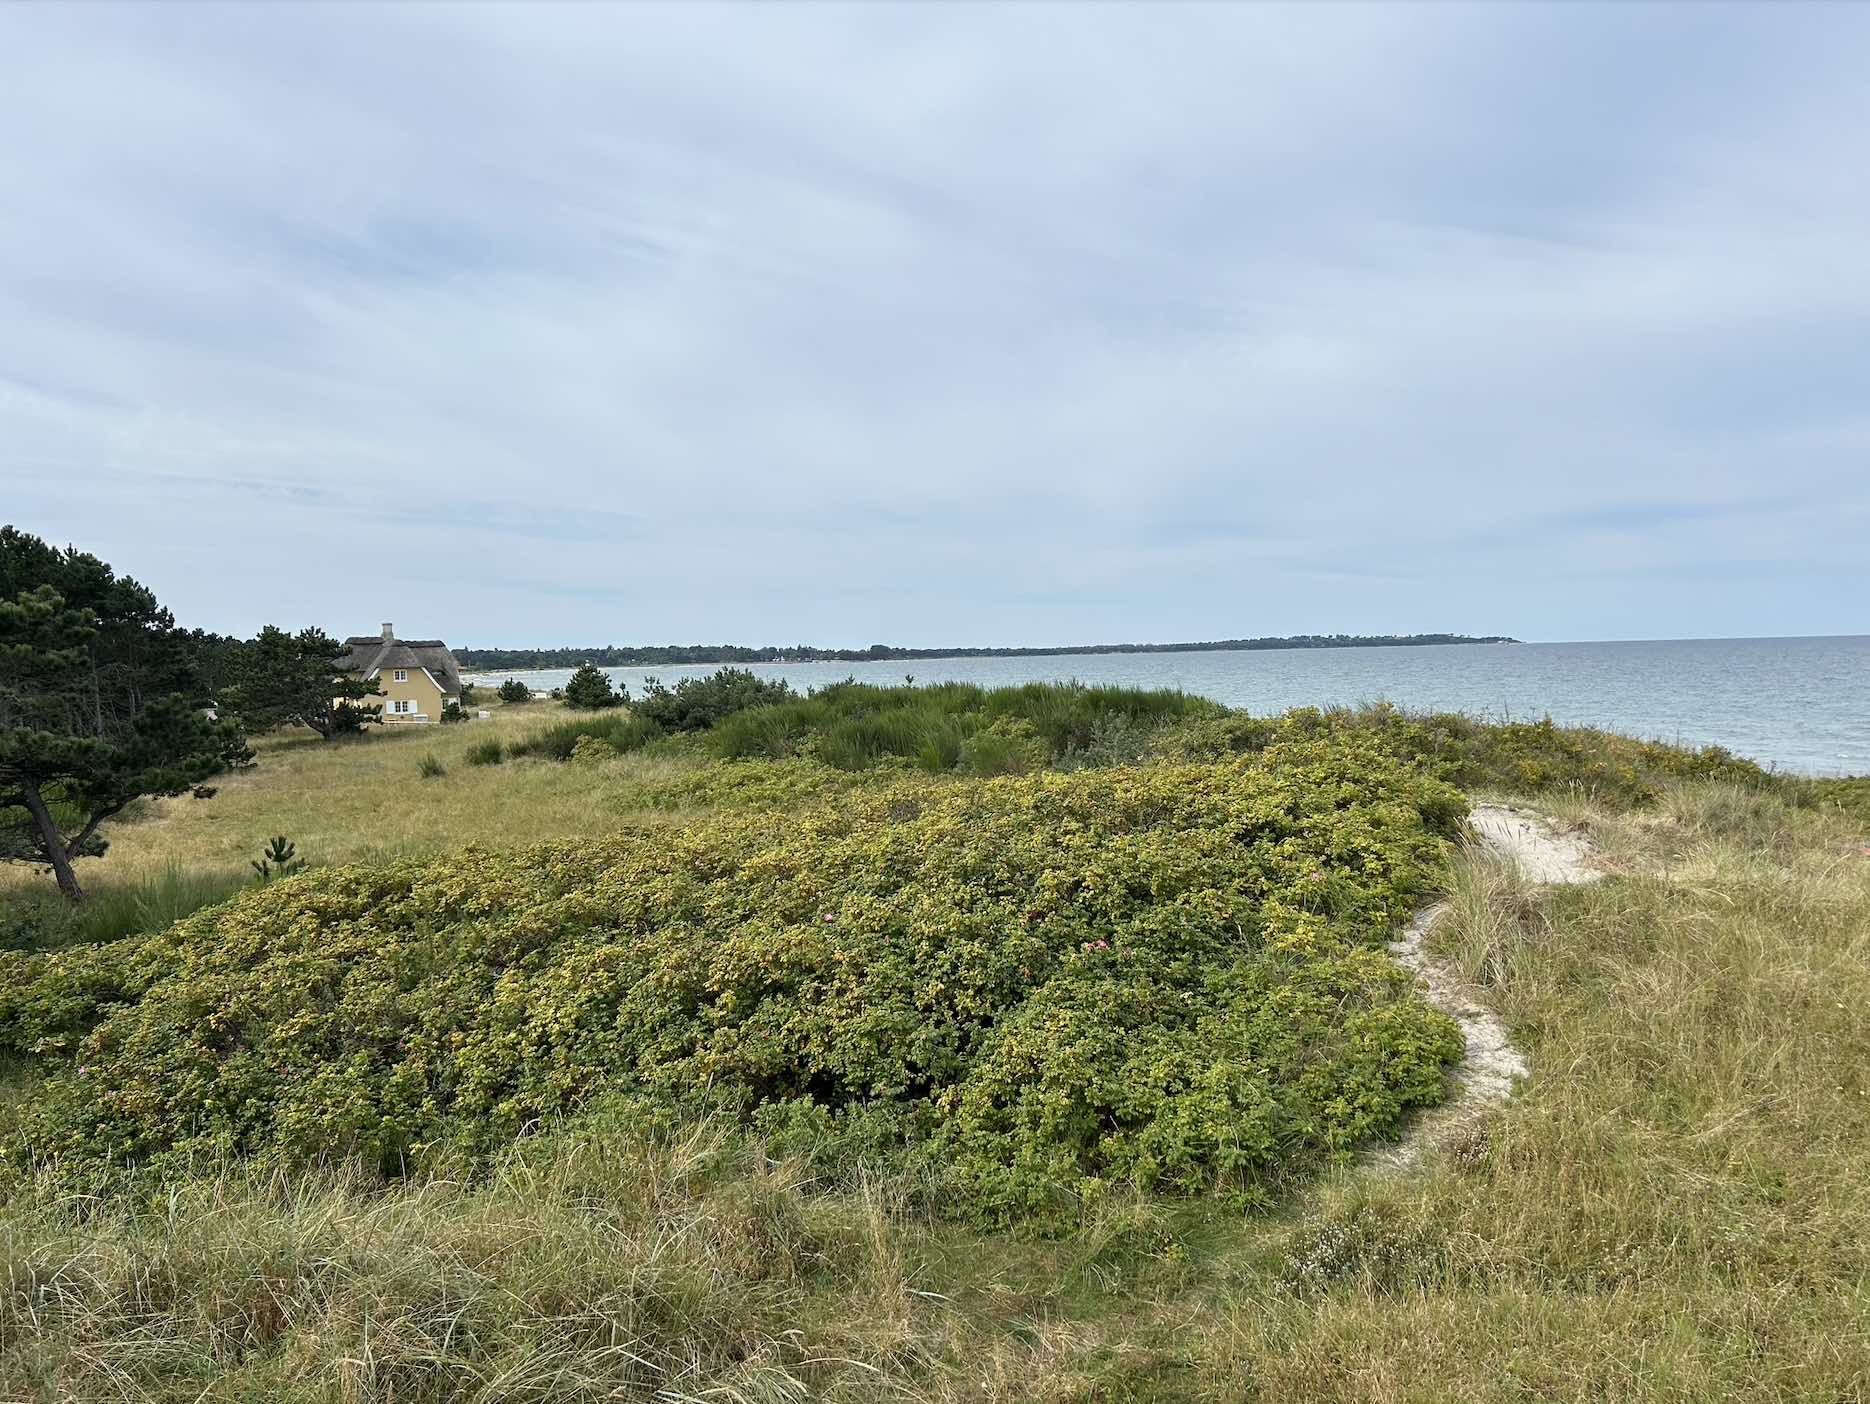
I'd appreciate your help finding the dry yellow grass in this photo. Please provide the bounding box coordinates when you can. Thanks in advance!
[5,703,698,903]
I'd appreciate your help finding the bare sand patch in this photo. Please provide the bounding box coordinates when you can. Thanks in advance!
[1378,803,1599,1168]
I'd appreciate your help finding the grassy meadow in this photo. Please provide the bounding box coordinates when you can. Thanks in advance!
[3,684,1868,1400]
[0,699,701,951]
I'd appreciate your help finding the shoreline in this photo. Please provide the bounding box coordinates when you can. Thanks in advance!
[455,634,1518,672]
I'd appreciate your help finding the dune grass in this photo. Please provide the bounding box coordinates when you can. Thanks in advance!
[0,862,253,953]
[3,778,1866,1399]
[1192,781,1870,1399]
[1,702,703,923]
[503,708,668,761]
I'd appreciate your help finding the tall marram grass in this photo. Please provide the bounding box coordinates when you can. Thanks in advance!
[463,736,504,766]
[0,1118,942,1403]
[0,861,248,953]
[505,709,665,761]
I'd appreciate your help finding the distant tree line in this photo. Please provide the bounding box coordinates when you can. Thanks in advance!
[457,633,1517,671]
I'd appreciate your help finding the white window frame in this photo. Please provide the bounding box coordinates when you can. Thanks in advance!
[393,668,408,682]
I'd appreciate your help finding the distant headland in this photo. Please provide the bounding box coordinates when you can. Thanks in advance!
[456,633,1518,670]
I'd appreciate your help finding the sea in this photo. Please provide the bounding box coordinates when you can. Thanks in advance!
[465,635,1870,777]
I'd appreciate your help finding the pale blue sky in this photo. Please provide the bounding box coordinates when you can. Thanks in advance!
[3,2,1866,647]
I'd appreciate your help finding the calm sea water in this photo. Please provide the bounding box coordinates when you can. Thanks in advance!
[467,636,1870,777]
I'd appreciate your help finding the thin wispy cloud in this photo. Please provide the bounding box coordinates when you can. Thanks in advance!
[4,2,1866,645]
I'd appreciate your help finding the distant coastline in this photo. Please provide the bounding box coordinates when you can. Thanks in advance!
[457,633,1518,670]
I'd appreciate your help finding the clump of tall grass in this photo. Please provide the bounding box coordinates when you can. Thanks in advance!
[417,752,445,779]
[464,736,505,766]
[506,710,664,761]
[1,861,249,953]
[0,1117,934,1403]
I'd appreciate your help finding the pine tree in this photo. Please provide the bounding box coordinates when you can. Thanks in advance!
[562,663,621,710]
[0,528,250,903]
[225,626,383,739]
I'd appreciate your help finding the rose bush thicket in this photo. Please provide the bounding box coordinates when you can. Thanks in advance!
[4,731,1466,1223]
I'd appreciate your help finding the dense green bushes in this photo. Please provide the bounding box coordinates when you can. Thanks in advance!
[709,679,1218,772]
[1159,705,1779,807]
[635,667,796,731]
[3,731,1463,1223]
[500,676,1214,776]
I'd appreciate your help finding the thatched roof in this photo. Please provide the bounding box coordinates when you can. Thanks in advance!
[335,628,463,695]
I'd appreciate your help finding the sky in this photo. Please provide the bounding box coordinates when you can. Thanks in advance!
[3,3,1867,649]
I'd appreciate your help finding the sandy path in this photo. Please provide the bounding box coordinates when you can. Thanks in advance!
[1377,803,1600,1168]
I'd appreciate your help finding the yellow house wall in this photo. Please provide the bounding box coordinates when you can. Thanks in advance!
[374,667,449,724]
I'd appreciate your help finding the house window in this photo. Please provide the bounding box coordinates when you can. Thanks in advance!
[391,699,414,714]
[393,668,408,682]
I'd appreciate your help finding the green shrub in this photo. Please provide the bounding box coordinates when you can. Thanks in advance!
[6,732,1465,1224]
[0,889,76,954]
[417,753,445,779]
[635,668,795,732]
[563,664,622,711]
[1158,705,1779,809]
[507,713,664,761]
[439,701,468,724]
[569,734,618,766]
[1808,775,1870,824]
[957,718,1048,776]
[707,680,1216,773]
[465,737,505,767]
[498,678,533,704]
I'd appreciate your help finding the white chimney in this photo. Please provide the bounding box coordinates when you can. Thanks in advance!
[381,622,394,640]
